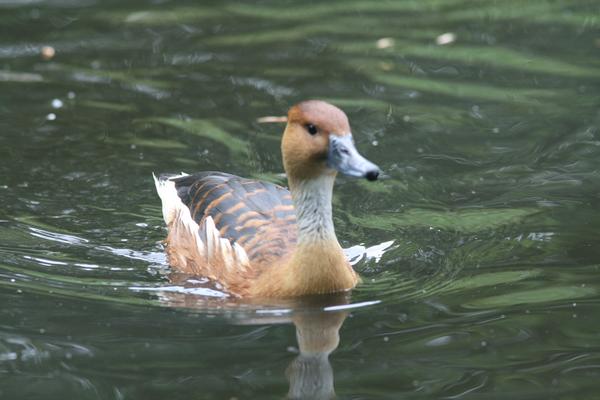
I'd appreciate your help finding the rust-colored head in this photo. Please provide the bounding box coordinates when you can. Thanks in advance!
[281,100,380,183]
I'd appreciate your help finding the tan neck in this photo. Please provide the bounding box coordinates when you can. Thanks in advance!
[251,174,358,297]
[250,173,358,297]
[288,174,338,245]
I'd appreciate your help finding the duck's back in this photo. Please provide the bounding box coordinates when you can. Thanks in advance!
[154,172,297,290]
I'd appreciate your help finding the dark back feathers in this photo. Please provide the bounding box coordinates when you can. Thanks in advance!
[171,172,297,266]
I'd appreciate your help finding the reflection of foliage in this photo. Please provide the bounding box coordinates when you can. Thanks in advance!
[139,118,249,156]
[346,207,539,233]
[358,42,599,78]
[466,285,597,308]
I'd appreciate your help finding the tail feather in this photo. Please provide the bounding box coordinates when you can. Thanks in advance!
[153,172,252,282]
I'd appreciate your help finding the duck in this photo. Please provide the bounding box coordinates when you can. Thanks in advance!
[154,100,380,298]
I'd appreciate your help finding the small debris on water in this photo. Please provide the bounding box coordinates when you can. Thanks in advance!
[46,113,56,121]
[376,37,394,49]
[41,46,55,60]
[51,99,63,109]
[436,32,456,45]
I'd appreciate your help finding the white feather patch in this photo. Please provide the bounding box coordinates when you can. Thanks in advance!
[153,172,188,226]
[153,173,251,272]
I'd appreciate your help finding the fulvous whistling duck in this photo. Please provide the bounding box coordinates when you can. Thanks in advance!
[154,100,380,298]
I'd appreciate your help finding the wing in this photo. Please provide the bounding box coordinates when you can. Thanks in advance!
[154,172,297,280]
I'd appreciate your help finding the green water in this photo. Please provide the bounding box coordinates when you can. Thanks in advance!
[1,0,600,398]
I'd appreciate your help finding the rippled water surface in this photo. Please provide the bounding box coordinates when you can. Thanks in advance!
[2,0,600,398]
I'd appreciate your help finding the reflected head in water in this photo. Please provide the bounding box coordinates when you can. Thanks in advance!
[286,309,346,400]
[154,100,381,298]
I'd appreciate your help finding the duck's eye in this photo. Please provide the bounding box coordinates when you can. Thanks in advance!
[305,124,318,135]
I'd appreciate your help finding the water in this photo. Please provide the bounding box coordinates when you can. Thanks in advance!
[1,0,600,398]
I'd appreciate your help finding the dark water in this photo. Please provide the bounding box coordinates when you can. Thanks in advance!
[2,0,600,398]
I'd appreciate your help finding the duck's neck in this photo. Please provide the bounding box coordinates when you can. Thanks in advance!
[289,174,338,245]
[250,174,357,297]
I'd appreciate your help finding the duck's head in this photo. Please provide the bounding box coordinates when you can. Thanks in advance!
[282,100,381,183]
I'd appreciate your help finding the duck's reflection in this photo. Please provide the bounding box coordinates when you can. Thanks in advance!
[285,309,346,400]
[155,284,349,400]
